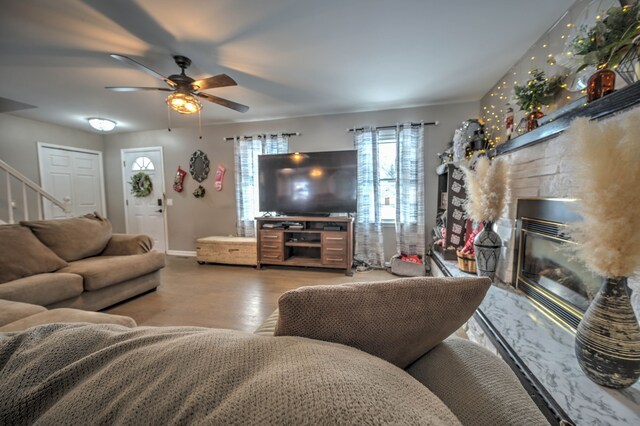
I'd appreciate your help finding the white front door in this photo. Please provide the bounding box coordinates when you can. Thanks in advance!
[38,144,105,219]
[122,148,166,252]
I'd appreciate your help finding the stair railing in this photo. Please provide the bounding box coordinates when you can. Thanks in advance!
[0,158,71,223]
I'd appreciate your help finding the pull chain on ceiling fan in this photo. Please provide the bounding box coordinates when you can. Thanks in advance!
[106,54,249,115]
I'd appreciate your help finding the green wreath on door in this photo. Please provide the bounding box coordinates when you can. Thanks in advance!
[130,172,153,197]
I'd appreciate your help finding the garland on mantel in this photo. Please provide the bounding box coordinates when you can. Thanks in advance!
[130,172,153,197]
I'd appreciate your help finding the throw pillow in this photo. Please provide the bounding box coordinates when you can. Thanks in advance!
[274,276,491,368]
[0,225,68,284]
[21,213,112,262]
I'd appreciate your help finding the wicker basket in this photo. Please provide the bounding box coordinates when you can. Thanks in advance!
[456,249,477,274]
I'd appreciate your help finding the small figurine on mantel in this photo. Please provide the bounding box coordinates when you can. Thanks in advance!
[504,106,514,141]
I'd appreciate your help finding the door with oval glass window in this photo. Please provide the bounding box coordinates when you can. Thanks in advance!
[121,147,166,252]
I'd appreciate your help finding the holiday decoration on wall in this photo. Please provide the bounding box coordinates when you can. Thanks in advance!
[445,166,468,250]
[193,185,206,198]
[173,166,187,192]
[215,164,226,191]
[189,149,210,183]
[129,172,153,198]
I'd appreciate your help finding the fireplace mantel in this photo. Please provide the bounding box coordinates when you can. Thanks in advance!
[494,81,640,156]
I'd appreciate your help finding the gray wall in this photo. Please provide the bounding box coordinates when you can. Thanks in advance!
[0,114,103,221]
[104,101,479,255]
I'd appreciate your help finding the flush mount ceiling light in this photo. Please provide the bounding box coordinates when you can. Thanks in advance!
[166,92,202,114]
[88,117,116,132]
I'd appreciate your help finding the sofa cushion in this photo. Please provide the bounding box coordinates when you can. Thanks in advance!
[100,234,153,256]
[274,276,491,368]
[0,309,136,332]
[0,324,461,425]
[407,336,550,426]
[254,308,280,336]
[0,299,47,327]
[59,252,166,291]
[0,273,83,306]
[0,225,68,283]
[21,213,112,262]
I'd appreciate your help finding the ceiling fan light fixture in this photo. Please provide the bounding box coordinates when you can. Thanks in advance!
[166,92,202,114]
[88,117,117,132]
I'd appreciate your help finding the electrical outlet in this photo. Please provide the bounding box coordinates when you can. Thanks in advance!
[11,201,16,209]
[166,198,173,206]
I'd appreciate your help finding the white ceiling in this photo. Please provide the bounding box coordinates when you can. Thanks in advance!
[0,0,574,133]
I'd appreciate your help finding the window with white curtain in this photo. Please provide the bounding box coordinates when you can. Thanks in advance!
[377,129,397,222]
[234,135,289,237]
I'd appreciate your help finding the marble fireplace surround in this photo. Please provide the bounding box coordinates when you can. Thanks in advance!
[491,108,640,318]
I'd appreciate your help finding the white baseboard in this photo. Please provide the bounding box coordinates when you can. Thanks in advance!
[166,250,197,257]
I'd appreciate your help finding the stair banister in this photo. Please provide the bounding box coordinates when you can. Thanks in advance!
[0,158,71,223]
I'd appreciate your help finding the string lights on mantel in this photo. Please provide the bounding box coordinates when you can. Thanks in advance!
[480,3,608,146]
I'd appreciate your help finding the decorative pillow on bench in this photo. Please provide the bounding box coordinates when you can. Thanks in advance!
[274,276,491,368]
[0,225,68,284]
[21,213,112,262]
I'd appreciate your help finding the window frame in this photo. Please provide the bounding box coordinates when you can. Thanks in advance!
[376,129,398,224]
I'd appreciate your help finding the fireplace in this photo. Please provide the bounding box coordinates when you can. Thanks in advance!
[513,199,602,330]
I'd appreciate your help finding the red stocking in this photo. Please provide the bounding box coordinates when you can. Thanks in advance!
[215,164,226,191]
[173,166,187,192]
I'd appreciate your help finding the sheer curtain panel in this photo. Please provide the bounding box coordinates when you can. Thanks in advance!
[353,128,385,267]
[234,135,288,237]
[395,123,425,257]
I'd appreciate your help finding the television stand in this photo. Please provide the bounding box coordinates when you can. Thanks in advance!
[255,216,354,276]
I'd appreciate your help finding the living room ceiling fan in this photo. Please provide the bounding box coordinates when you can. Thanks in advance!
[106,54,249,114]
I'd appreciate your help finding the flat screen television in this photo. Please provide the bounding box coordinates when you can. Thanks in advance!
[258,150,357,215]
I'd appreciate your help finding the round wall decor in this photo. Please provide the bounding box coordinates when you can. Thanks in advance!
[130,172,153,197]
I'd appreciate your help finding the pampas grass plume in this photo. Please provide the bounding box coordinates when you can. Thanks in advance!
[462,156,510,223]
[564,109,640,278]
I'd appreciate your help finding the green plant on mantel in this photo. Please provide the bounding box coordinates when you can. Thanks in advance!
[571,2,640,71]
[513,69,565,112]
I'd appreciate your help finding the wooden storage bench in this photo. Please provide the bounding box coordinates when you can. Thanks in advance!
[196,236,257,266]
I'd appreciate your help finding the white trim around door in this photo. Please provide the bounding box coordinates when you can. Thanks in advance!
[37,142,107,218]
[121,147,168,253]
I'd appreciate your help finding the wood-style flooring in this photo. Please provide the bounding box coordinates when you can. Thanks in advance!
[105,256,395,332]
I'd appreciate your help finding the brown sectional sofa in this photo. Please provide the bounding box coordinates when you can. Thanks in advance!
[0,299,136,332]
[0,213,165,311]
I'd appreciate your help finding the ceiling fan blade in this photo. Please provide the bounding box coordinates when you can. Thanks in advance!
[106,87,173,92]
[196,92,249,113]
[110,54,176,87]
[192,74,237,91]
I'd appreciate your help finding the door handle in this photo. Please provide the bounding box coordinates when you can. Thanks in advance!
[155,209,163,213]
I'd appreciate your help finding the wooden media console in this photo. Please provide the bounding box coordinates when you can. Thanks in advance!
[255,216,354,276]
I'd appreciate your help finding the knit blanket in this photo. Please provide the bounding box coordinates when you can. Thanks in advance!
[0,324,461,425]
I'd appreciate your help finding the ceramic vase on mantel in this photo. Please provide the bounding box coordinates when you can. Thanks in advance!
[473,221,502,280]
[575,276,640,389]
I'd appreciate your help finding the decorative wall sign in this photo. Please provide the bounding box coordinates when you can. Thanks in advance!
[445,166,467,249]
[189,150,210,183]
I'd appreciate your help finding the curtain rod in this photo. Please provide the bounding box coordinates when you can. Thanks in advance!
[347,121,438,132]
[223,132,300,141]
